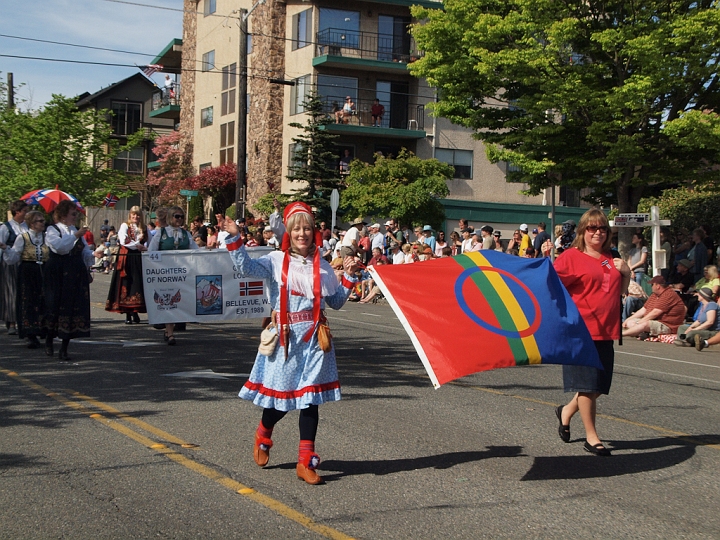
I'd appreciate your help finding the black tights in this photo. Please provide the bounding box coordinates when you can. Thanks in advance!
[261,405,319,441]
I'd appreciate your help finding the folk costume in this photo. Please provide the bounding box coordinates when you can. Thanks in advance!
[0,219,28,328]
[3,231,49,345]
[105,223,148,319]
[44,223,94,360]
[227,202,358,484]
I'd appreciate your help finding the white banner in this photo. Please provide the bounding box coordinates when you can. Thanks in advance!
[141,248,273,324]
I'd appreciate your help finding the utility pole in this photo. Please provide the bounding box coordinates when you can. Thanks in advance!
[235,9,248,221]
[7,73,14,110]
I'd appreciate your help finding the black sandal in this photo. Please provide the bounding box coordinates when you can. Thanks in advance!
[167,336,176,346]
[555,405,570,443]
[584,441,611,456]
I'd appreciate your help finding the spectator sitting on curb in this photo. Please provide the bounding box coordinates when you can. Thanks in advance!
[673,287,720,347]
[622,275,686,339]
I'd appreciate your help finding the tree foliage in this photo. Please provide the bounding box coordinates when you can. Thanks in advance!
[0,93,143,211]
[287,92,343,222]
[145,131,194,210]
[341,149,452,228]
[410,0,720,213]
[639,188,720,239]
[187,163,237,217]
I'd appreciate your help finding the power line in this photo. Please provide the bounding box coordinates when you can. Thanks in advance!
[0,53,281,77]
[98,0,240,19]
[0,33,154,57]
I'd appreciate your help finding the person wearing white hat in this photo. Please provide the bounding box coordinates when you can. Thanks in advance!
[519,223,531,254]
[369,223,385,252]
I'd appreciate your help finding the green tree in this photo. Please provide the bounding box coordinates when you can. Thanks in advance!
[287,92,343,222]
[410,1,720,216]
[0,93,142,210]
[341,149,452,228]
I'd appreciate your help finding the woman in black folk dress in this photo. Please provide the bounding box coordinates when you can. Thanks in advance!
[44,201,94,361]
[105,206,148,323]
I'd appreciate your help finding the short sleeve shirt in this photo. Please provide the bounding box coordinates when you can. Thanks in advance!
[554,247,623,340]
[642,287,686,333]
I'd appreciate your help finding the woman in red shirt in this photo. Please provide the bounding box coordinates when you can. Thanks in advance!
[553,209,631,456]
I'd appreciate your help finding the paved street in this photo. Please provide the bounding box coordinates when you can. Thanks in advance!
[1,272,719,539]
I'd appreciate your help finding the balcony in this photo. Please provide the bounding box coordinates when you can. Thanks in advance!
[363,0,443,7]
[314,28,422,73]
[319,96,425,139]
[150,83,181,119]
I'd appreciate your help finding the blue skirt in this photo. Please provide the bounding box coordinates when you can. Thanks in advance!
[562,340,614,395]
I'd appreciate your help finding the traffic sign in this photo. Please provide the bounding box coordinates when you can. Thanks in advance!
[611,213,649,227]
[180,189,199,197]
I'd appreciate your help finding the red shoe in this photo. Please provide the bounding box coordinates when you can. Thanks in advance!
[296,462,323,485]
[254,433,272,467]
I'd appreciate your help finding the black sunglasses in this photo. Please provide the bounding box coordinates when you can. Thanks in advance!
[173,214,185,219]
[586,225,609,233]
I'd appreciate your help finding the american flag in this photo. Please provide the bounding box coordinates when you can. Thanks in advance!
[140,64,163,77]
[103,193,119,208]
[239,281,264,297]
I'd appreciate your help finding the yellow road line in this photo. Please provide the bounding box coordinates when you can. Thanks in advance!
[1,368,354,540]
[65,390,198,449]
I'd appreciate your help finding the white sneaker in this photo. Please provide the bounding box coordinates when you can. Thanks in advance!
[8,327,17,335]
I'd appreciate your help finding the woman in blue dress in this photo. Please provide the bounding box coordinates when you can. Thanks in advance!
[224,202,359,485]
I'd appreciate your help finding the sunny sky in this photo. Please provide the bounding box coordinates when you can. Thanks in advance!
[0,0,184,110]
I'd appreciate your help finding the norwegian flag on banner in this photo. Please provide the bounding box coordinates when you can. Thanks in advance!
[103,193,119,207]
[239,281,264,297]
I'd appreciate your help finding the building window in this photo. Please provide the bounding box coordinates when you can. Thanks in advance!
[292,9,312,50]
[221,64,237,116]
[318,8,360,48]
[201,106,213,127]
[247,34,253,55]
[317,74,357,114]
[113,147,144,174]
[290,74,310,115]
[199,162,212,172]
[111,102,141,136]
[204,0,215,16]
[435,148,473,179]
[288,143,305,176]
[220,122,235,165]
[202,50,215,72]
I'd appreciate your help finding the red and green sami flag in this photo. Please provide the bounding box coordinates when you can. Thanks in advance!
[370,250,602,388]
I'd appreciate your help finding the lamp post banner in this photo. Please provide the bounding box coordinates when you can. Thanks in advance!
[141,249,271,324]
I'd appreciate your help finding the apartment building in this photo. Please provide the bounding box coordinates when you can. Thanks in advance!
[171,0,587,231]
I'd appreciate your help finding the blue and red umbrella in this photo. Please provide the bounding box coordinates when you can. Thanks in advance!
[20,187,86,215]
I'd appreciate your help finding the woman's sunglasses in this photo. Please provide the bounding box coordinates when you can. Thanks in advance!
[174,214,185,220]
[586,225,609,233]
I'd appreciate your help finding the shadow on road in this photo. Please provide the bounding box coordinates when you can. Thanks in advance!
[520,435,719,481]
[267,446,524,481]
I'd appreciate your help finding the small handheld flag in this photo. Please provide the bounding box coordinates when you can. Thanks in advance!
[370,251,602,388]
[103,193,119,208]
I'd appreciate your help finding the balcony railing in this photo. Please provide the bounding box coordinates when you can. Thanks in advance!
[315,28,422,64]
[151,83,181,111]
[321,96,424,131]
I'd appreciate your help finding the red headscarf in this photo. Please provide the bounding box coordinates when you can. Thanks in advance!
[279,202,324,351]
